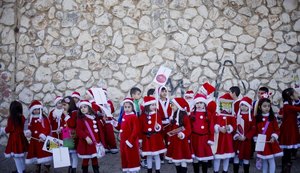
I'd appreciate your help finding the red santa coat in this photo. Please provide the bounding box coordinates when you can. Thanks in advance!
[190,111,214,161]
[26,116,52,164]
[48,109,66,139]
[165,113,193,163]
[76,114,103,159]
[214,115,236,159]
[207,99,217,116]
[139,112,166,156]
[233,100,241,116]
[4,115,28,158]
[233,113,256,160]
[256,116,283,159]
[101,100,118,151]
[279,104,300,149]
[119,112,140,172]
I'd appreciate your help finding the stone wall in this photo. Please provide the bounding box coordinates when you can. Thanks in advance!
[0,0,300,143]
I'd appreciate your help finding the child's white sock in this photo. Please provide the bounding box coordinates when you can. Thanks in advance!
[71,152,78,168]
[263,159,268,173]
[268,158,275,173]
[214,159,221,172]
[147,155,153,169]
[13,157,24,173]
[223,158,230,171]
[234,155,239,164]
[154,155,161,170]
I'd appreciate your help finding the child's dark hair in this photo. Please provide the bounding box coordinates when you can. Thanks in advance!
[230,86,240,97]
[130,87,141,97]
[171,110,186,126]
[143,105,151,115]
[77,104,95,119]
[61,96,78,113]
[9,101,23,127]
[147,88,155,96]
[259,86,269,93]
[282,88,295,105]
[256,98,275,123]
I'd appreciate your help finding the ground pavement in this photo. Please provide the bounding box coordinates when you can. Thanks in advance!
[0,145,299,173]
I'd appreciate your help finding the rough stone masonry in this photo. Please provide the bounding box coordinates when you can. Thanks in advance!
[0,0,299,145]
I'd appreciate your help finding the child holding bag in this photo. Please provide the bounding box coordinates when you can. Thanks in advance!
[255,98,283,173]
[165,97,192,173]
[76,100,104,173]
[139,96,166,173]
[0,101,28,173]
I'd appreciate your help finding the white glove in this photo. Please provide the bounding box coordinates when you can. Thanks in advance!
[39,133,47,141]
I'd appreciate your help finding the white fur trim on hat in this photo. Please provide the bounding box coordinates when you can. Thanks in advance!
[29,105,43,114]
[239,101,252,109]
[72,93,81,99]
[79,101,92,108]
[199,86,208,96]
[194,97,207,105]
[54,97,63,105]
[143,100,156,106]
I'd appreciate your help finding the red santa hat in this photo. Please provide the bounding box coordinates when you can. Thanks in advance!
[194,93,207,105]
[199,82,215,96]
[86,89,94,99]
[238,96,253,121]
[79,100,92,108]
[143,96,156,106]
[54,96,63,105]
[184,90,194,98]
[171,97,190,125]
[28,100,43,125]
[71,91,81,99]
[122,97,134,106]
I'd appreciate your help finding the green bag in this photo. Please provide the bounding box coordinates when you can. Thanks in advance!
[63,138,75,149]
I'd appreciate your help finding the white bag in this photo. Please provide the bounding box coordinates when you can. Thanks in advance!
[255,134,267,152]
[52,147,71,168]
[96,143,105,158]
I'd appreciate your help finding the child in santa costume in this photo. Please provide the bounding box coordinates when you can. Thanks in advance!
[48,96,65,139]
[99,88,118,154]
[184,90,195,113]
[279,88,300,173]
[76,100,104,173]
[255,98,283,173]
[139,96,166,173]
[0,101,28,173]
[213,93,236,173]
[61,96,79,173]
[25,100,52,173]
[71,91,81,108]
[85,89,107,149]
[233,97,256,173]
[198,82,217,116]
[190,94,214,173]
[165,97,192,173]
[118,98,140,173]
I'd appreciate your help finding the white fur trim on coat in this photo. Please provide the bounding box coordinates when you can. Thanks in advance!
[125,140,133,148]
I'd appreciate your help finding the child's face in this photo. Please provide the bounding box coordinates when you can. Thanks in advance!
[80,105,89,114]
[160,89,168,99]
[56,102,63,109]
[62,103,70,112]
[124,102,133,113]
[132,92,141,100]
[33,109,40,115]
[73,97,80,103]
[149,103,157,111]
[260,102,271,114]
[229,92,236,98]
[240,103,249,112]
[195,102,205,109]
[171,103,178,111]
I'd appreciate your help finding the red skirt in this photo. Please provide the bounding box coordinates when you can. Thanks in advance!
[141,132,166,156]
[190,133,213,161]
[5,132,28,158]
[26,139,52,164]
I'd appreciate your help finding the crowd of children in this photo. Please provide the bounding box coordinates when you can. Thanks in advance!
[1,83,300,173]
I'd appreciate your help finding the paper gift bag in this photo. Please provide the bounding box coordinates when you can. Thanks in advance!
[255,134,267,152]
[52,147,71,168]
[42,136,63,153]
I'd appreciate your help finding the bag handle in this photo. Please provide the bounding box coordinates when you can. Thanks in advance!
[262,121,270,134]
[84,120,97,144]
